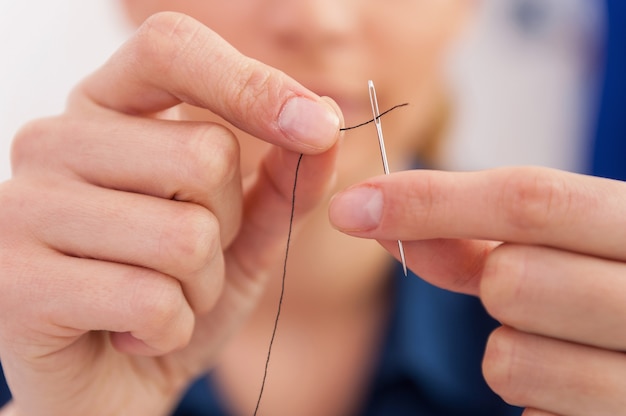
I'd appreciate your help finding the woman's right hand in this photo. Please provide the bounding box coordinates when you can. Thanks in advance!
[0,12,341,416]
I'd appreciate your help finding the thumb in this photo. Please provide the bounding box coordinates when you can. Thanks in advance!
[75,12,340,154]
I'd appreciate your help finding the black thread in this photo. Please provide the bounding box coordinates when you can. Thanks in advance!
[254,102,408,415]
[339,103,409,131]
[253,153,304,416]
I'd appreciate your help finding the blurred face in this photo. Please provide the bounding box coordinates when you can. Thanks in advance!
[123,0,471,181]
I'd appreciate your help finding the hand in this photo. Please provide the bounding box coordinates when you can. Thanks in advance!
[329,166,626,416]
[0,12,341,416]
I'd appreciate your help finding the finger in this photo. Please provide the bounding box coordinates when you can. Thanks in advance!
[11,114,243,245]
[73,12,340,153]
[172,144,341,370]
[481,244,626,351]
[2,252,195,357]
[17,178,223,315]
[329,167,626,261]
[483,327,626,416]
[377,238,498,296]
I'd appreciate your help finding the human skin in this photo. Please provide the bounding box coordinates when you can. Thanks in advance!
[329,167,626,416]
[0,1,471,416]
[0,12,343,415]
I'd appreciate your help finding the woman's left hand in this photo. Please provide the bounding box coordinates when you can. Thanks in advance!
[329,166,626,416]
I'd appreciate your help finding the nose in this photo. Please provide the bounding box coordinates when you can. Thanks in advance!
[258,0,357,50]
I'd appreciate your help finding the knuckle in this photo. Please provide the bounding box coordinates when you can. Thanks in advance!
[132,271,185,330]
[499,168,571,232]
[480,244,528,325]
[0,181,52,256]
[161,205,221,277]
[231,62,275,112]
[193,275,225,317]
[10,117,58,173]
[141,283,181,325]
[160,305,194,352]
[482,328,527,407]
[403,171,440,226]
[178,125,240,191]
[172,314,194,351]
[139,11,196,44]
[135,12,205,78]
[419,173,439,226]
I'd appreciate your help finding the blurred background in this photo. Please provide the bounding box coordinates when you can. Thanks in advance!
[0,0,604,182]
[0,1,131,181]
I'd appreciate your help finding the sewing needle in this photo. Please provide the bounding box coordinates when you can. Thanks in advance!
[368,80,408,277]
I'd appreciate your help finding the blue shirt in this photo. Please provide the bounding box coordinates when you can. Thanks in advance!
[590,1,626,179]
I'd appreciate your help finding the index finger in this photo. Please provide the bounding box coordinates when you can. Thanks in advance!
[330,166,626,261]
[73,12,340,153]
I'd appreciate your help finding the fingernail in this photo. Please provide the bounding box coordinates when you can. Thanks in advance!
[329,186,383,231]
[278,97,340,150]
